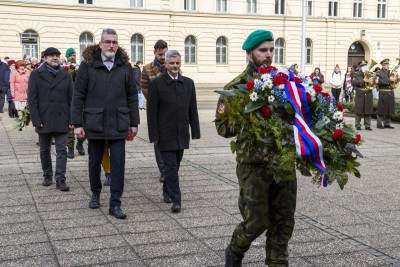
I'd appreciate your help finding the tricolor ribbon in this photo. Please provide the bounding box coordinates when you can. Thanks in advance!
[279,71,328,187]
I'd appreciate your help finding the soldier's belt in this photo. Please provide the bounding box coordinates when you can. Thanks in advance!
[379,89,394,92]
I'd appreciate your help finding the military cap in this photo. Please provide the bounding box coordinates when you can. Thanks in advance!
[380,58,390,65]
[358,60,368,67]
[65,48,76,58]
[242,30,274,50]
[43,47,61,57]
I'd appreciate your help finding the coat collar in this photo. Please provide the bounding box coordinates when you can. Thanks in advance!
[37,63,67,87]
[92,50,124,69]
[163,72,184,85]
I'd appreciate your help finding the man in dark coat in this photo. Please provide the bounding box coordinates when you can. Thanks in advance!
[71,29,139,219]
[147,49,200,213]
[377,58,396,129]
[0,58,10,113]
[27,47,73,191]
[352,60,373,131]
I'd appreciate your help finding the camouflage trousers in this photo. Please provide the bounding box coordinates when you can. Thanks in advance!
[67,128,85,148]
[230,163,297,267]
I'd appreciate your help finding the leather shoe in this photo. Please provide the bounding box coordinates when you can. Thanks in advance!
[76,141,85,155]
[109,206,127,219]
[377,124,384,129]
[365,127,372,131]
[356,127,361,130]
[89,194,100,209]
[163,193,172,203]
[42,177,53,186]
[225,244,244,267]
[56,179,70,191]
[103,174,111,186]
[159,173,165,183]
[384,125,394,129]
[171,202,181,213]
[67,147,74,159]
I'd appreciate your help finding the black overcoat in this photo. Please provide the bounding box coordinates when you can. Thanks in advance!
[71,45,139,139]
[147,73,201,151]
[27,64,73,133]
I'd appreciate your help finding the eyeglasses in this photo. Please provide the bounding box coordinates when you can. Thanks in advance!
[102,40,119,45]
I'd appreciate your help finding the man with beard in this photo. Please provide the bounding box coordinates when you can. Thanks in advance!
[215,30,297,267]
[27,47,73,191]
[376,58,396,129]
[72,29,139,219]
[141,40,168,189]
[147,50,200,213]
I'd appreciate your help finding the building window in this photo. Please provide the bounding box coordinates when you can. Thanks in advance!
[216,0,227,12]
[353,0,362,18]
[306,38,312,64]
[185,36,196,64]
[130,0,143,8]
[274,38,285,65]
[79,0,93,4]
[275,0,285,15]
[328,1,338,17]
[131,34,144,63]
[307,0,312,16]
[79,32,95,61]
[184,0,196,11]
[247,0,257,13]
[21,30,39,59]
[377,0,386,18]
[216,37,227,64]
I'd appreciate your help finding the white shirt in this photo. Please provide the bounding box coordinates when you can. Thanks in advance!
[168,72,179,80]
[101,54,115,71]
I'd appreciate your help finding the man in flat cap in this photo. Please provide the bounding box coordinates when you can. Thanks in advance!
[28,47,73,191]
[215,30,297,267]
[376,58,397,129]
[352,60,373,130]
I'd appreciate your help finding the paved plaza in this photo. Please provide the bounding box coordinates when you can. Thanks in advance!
[0,100,400,267]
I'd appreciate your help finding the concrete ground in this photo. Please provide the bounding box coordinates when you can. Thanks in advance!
[0,101,399,267]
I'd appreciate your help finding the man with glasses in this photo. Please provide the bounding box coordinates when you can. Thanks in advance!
[72,29,139,219]
[28,47,73,191]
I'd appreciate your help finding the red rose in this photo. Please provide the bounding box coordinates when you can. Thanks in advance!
[246,80,255,91]
[354,134,361,144]
[25,120,30,126]
[306,92,311,102]
[266,66,278,73]
[293,77,302,83]
[260,106,271,118]
[337,102,343,111]
[69,64,75,69]
[258,67,268,74]
[333,129,344,140]
[313,84,323,93]
[64,66,69,71]
[273,76,285,85]
[126,135,134,141]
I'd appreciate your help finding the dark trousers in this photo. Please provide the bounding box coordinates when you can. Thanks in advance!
[38,132,68,181]
[154,143,164,175]
[88,139,125,207]
[0,89,5,112]
[160,150,184,205]
[331,87,341,103]
[8,101,17,117]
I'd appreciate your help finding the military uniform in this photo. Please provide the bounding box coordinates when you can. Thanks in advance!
[352,62,373,130]
[377,61,395,128]
[215,62,297,267]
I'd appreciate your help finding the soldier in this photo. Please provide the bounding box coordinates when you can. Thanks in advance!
[352,60,373,131]
[215,30,297,267]
[376,58,396,129]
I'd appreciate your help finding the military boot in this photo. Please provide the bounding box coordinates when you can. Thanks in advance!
[76,140,85,155]
[67,146,74,159]
[225,245,244,267]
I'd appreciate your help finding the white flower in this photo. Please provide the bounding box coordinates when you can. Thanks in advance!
[279,84,285,89]
[336,123,344,129]
[261,73,271,81]
[263,79,274,89]
[249,92,259,102]
[268,95,275,102]
[333,111,344,121]
[323,116,330,124]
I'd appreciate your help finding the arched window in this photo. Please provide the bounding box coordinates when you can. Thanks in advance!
[131,34,144,63]
[185,36,197,64]
[274,38,285,65]
[306,38,312,64]
[21,30,39,59]
[79,32,95,61]
[216,37,227,64]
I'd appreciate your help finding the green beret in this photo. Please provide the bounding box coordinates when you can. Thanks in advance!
[242,30,274,50]
[65,48,76,58]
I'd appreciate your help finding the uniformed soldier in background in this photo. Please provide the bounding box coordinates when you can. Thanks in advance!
[376,58,396,129]
[215,30,297,267]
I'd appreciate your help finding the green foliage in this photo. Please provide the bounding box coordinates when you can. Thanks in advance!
[13,106,30,131]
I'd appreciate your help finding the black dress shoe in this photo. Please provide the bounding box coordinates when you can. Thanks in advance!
[163,193,172,203]
[171,203,181,213]
[159,173,165,183]
[76,141,85,155]
[103,174,111,186]
[384,125,395,129]
[42,177,53,186]
[109,206,127,219]
[365,127,372,131]
[89,194,100,209]
[56,179,70,191]
[67,147,74,159]
[356,127,361,130]
[377,124,384,129]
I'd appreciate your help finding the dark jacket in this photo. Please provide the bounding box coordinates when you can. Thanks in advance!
[132,65,141,92]
[147,73,200,151]
[352,70,373,115]
[377,68,395,116]
[0,60,9,92]
[71,45,139,139]
[27,64,73,133]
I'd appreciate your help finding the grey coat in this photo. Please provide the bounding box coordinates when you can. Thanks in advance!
[71,45,139,139]
[27,64,73,133]
[352,70,373,115]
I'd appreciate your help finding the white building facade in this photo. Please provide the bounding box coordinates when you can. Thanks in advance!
[1,0,400,87]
